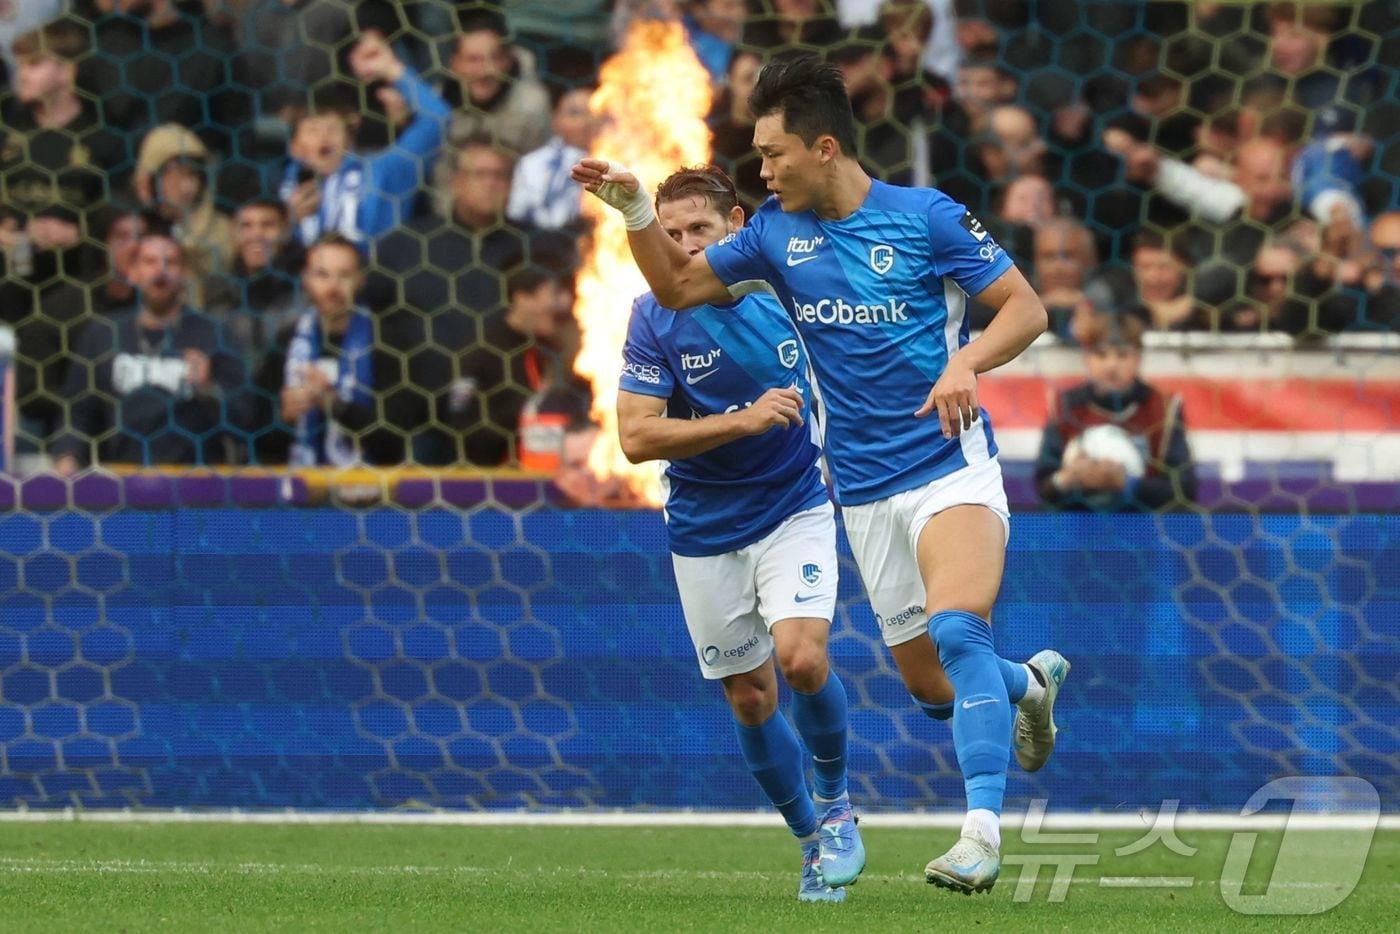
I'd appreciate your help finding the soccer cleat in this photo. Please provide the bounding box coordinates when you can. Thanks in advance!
[816,798,866,887]
[924,834,1000,894]
[1013,649,1071,772]
[799,840,847,903]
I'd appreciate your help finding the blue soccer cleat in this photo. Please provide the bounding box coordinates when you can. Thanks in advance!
[924,834,1000,895]
[816,797,866,887]
[1014,649,1071,772]
[799,840,847,903]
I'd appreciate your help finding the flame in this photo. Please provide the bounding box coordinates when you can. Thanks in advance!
[574,18,713,506]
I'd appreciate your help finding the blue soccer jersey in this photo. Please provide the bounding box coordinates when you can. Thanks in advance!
[619,290,828,557]
[705,180,1015,506]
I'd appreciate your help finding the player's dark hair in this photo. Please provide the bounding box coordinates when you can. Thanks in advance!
[654,164,741,216]
[747,53,859,157]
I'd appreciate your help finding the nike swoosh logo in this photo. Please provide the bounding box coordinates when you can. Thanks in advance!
[685,369,718,385]
[962,697,998,709]
[793,593,823,604]
[786,254,819,266]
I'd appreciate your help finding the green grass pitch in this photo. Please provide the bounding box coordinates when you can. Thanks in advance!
[1,822,1394,931]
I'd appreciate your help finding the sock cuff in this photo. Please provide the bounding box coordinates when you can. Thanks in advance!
[791,670,843,698]
[929,609,991,631]
[913,696,954,720]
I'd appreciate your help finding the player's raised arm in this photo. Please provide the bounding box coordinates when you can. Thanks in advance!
[618,387,802,463]
[572,158,733,309]
[915,265,1048,438]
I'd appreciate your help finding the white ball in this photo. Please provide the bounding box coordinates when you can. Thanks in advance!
[1065,424,1146,478]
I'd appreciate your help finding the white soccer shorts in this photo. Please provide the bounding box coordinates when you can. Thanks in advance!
[841,456,1010,648]
[672,501,839,680]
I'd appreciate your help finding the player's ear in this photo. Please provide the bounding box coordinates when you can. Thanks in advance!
[726,204,745,231]
[816,134,838,165]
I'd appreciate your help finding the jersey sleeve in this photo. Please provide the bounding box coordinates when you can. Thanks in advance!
[927,190,1015,297]
[704,205,776,294]
[618,297,674,399]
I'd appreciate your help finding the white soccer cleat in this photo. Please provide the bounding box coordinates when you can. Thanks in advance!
[1013,649,1071,772]
[924,834,1000,894]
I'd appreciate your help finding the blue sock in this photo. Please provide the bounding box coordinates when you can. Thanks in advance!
[791,672,848,801]
[734,711,818,838]
[999,657,1028,703]
[929,610,1013,816]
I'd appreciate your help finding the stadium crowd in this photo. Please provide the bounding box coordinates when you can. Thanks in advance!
[0,1,1394,503]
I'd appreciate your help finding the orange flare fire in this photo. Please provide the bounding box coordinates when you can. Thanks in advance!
[575,19,713,506]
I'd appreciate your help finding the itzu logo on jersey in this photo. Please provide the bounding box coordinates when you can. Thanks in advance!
[680,348,721,370]
[791,296,908,325]
[703,635,761,666]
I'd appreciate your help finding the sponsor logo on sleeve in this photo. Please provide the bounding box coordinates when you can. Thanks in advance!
[621,361,662,384]
[959,209,990,242]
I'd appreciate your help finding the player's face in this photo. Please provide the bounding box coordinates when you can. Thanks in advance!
[753,113,823,212]
[657,196,740,256]
[1085,344,1140,395]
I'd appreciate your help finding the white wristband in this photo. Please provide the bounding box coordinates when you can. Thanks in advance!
[593,162,656,231]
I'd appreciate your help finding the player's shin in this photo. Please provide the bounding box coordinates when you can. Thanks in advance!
[929,609,1013,848]
[734,712,819,839]
[791,672,849,803]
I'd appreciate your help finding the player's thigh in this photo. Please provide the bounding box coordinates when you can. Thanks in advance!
[914,504,1007,620]
[752,501,839,630]
[671,549,774,681]
[841,495,932,649]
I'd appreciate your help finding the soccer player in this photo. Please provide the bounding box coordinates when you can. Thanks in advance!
[616,165,863,903]
[575,55,1070,894]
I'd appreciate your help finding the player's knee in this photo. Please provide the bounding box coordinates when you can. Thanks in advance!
[776,643,828,693]
[928,609,993,664]
[723,678,776,725]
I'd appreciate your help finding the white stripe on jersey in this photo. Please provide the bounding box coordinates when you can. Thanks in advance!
[942,278,991,465]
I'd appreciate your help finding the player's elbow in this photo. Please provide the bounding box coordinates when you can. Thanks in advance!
[1023,289,1050,337]
[617,428,654,464]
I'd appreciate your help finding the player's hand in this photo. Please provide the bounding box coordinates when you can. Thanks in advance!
[916,356,978,439]
[571,159,655,230]
[741,387,804,435]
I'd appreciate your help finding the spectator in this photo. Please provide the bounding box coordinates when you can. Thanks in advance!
[74,0,245,167]
[684,0,743,82]
[280,32,449,247]
[446,266,591,467]
[1031,218,1098,337]
[952,57,1016,136]
[444,9,552,160]
[372,137,578,464]
[1036,313,1197,511]
[829,33,917,182]
[1323,212,1400,332]
[52,231,246,474]
[0,1,64,77]
[506,86,597,231]
[271,234,404,467]
[133,124,236,295]
[501,0,612,85]
[207,198,305,355]
[708,50,766,210]
[998,175,1056,228]
[1223,240,1322,335]
[91,208,148,315]
[741,0,843,53]
[1,19,122,287]
[976,105,1046,182]
[1128,230,1212,331]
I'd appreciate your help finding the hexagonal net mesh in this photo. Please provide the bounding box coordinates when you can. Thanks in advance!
[0,1,1395,811]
